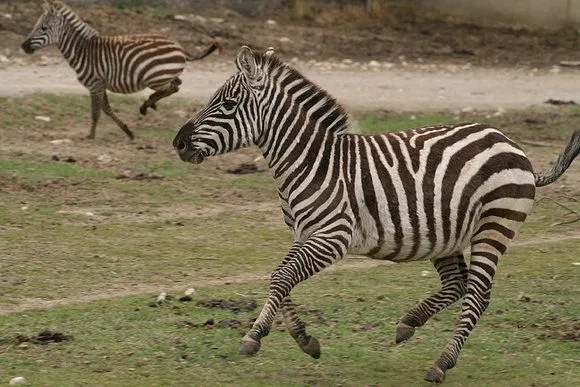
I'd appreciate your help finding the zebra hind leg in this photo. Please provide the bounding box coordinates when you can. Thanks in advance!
[396,254,467,343]
[281,297,321,358]
[425,242,504,383]
[88,89,105,139]
[101,91,134,140]
[140,78,181,116]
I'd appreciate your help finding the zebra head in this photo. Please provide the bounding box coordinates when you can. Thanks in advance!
[174,46,272,164]
[21,0,64,54]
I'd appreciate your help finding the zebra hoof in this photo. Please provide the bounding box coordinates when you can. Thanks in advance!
[424,365,446,384]
[299,336,321,359]
[239,336,261,356]
[139,105,148,116]
[395,322,415,343]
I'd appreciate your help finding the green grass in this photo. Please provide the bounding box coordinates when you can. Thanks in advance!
[0,159,113,181]
[0,239,578,386]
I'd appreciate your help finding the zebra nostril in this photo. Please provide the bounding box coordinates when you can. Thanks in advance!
[176,139,187,153]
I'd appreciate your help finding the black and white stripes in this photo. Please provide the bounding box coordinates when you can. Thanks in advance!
[21,0,218,139]
[173,47,579,383]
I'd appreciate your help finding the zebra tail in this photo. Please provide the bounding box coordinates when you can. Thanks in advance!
[534,130,580,187]
[186,41,221,61]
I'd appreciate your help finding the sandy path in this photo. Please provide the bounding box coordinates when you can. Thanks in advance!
[0,61,578,112]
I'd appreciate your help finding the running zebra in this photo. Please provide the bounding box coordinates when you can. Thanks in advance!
[172,47,580,383]
[21,0,219,139]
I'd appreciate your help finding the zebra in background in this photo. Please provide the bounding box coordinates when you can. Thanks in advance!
[172,47,580,383]
[21,0,219,139]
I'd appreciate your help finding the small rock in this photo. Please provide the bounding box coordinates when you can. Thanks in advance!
[461,106,475,113]
[0,54,9,63]
[49,139,72,145]
[342,59,353,64]
[3,13,13,20]
[421,270,431,277]
[572,262,580,266]
[517,292,531,302]
[209,17,224,23]
[173,15,187,21]
[20,206,28,211]
[278,37,290,43]
[368,60,380,68]
[35,116,51,122]
[97,154,113,164]
[184,288,196,296]
[85,212,94,217]
[266,19,277,26]
[549,66,561,74]
[157,292,167,304]
[9,377,27,386]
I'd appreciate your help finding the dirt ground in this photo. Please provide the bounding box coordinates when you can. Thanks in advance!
[1,1,579,67]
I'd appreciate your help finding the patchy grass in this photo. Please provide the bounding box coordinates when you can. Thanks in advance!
[0,93,578,385]
[0,239,578,386]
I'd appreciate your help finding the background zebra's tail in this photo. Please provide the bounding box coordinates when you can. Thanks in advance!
[186,41,221,61]
[534,130,580,187]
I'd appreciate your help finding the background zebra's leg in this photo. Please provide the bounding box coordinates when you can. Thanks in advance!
[396,254,468,343]
[240,236,347,356]
[139,78,181,116]
[101,91,134,140]
[88,90,103,139]
[425,246,502,383]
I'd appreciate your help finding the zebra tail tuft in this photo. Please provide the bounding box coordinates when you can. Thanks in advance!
[186,41,221,61]
[534,130,580,187]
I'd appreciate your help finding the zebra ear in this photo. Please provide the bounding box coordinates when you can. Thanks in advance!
[236,46,260,80]
[42,0,51,11]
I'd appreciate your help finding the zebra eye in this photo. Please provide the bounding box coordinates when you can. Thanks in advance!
[222,99,236,110]
[40,25,48,32]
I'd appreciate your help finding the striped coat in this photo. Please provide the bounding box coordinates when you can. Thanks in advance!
[172,47,579,383]
[21,0,219,139]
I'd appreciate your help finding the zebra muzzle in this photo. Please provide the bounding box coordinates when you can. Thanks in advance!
[21,41,35,54]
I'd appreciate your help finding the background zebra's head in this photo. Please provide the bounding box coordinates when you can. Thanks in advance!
[173,46,274,164]
[21,1,64,54]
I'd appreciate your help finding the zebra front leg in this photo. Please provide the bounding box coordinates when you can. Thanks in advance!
[425,248,499,383]
[140,78,181,116]
[102,91,134,140]
[281,297,321,358]
[396,254,468,343]
[239,235,347,356]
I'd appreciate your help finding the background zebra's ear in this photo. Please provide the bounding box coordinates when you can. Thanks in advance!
[42,0,51,11]
[236,46,260,81]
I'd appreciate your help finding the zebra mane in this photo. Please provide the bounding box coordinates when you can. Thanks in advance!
[261,53,351,135]
[52,0,99,37]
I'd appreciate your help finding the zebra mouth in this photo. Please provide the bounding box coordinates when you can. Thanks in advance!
[21,42,35,54]
[188,149,205,164]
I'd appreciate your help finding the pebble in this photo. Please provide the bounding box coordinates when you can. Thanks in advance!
[35,116,51,122]
[278,37,290,43]
[184,288,196,296]
[173,15,187,21]
[266,19,277,26]
[49,139,72,145]
[9,377,27,386]
[157,292,167,303]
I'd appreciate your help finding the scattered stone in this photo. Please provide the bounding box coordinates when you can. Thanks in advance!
[421,270,431,277]
[20,206,28,211]
[368,60,380,68]
[34,116,51,122]
[342,59,353,64]
[184,288,196,297]
[97,154,113,164]
[517,292,531,302]
[49,139,72,145]
[51,154,76,163]
[278,37,290,43]
[559,60,580,67]
[209,17,224,23]
[3,13,13,20]
[9,377,27,386]
[461,106,475,113]
[115,171,165,181]
[173,15,187,21]
[266,19,277,26]
[157,292,167,304]
[549,65,561,74]
[0,54,9,63]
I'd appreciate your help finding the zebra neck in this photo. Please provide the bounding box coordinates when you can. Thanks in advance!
[56,6,98,65]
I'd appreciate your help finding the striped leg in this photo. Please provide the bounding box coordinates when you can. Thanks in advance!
[281,297,321,358]
[239,235,346,356]
[102,91,134,140]
[396,254,468,343]
[140,78,181,116]
[88,90,102,139]
[425,240,505,382]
